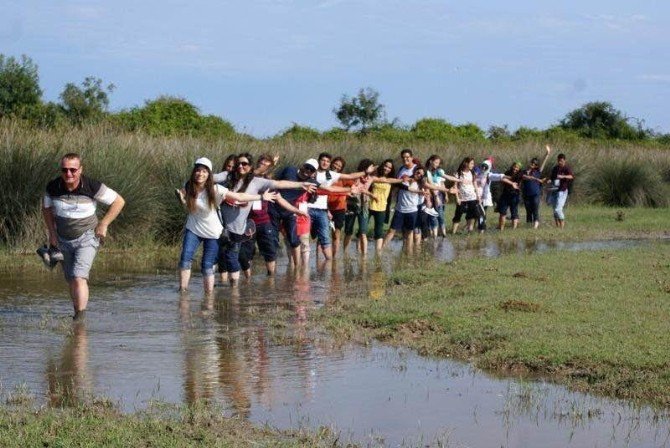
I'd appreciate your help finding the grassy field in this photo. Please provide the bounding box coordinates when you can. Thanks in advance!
[0,401,341,447]
[1,119,669,250]
[316,242,670,406]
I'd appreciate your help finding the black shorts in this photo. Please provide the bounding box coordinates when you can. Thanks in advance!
[255,222,278,262]
[331,210,346,230]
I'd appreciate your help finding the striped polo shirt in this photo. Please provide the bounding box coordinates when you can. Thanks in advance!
[44,175,118,240]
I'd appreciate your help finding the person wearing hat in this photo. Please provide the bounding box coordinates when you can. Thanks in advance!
[271,158,350,268]
[42,152,126,320]
[177,157,279,293]
[521,145,552,229]
[474,158,507,232]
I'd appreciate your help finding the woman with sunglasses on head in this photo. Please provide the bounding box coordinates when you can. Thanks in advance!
[177,157,278,294]
[212,153,315,285]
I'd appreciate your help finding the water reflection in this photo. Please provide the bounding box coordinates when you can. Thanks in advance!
[45,322,91,407]
[1,238,669,447]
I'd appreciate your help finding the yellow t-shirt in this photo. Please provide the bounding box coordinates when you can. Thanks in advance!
[369,182,391,212]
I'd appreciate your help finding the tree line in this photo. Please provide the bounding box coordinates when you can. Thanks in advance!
[1,54,667,144]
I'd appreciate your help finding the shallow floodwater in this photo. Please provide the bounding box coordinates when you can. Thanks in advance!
[1,238,669,447]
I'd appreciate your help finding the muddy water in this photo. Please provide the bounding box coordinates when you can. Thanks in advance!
[1,239,669,447]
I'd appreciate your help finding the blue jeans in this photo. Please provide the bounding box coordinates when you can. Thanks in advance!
[553,190,569,221]
[309,208,331,247]
[179,229,219,276]
[524,195,541,223]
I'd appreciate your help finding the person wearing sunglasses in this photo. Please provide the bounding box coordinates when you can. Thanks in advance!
[212,153,315,285]
[42,153,126,320]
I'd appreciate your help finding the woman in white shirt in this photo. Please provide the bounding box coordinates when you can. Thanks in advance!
[178,158,277,294]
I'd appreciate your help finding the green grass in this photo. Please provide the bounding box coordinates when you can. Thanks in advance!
[1,119,669,250]
[0,401,343,447]
[317,243,670,406]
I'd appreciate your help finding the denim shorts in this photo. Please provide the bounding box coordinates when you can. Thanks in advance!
[497,193,520,220]
[58,229,100,281]
[308,208,332,247]
[255,222,278,262]
[390,210,418,232]
[331,210,346,231]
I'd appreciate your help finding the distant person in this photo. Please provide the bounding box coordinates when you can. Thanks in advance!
[521,145,551,229]
[368,159,400,252]
[177,157,278,293]
[497,162,524,230]
[451,157,481,234]
[327,156,348,257]
[549,153,574,229]
[42,153,126,320]
[474,158,506,233]
[308,152,373,261]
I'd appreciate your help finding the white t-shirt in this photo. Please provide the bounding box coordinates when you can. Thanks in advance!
[476,172,504,207]
[395,181,421,213]
[456,171,478,202]
[185,185,229,239]
[308,170,341,210]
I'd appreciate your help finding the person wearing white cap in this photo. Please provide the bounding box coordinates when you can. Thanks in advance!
[177,157,279,294]
[475,158,507,232]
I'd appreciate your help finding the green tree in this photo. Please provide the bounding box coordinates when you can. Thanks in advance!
[277,123,321,140]
[115,96,235,138]
[333,87,385,133]
[560,101,649,140]
[59,77,115,124]
[0,54,42,117]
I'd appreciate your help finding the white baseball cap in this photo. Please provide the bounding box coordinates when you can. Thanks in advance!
[304,158,319,170]
[194,157,213,171]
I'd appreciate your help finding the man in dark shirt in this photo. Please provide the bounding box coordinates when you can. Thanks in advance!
[549,153,574,229]
[42,153,125,319]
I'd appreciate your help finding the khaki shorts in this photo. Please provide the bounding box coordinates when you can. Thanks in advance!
[58,229,100,281]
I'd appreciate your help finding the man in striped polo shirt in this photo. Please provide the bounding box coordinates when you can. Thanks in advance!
[42,153,126,320]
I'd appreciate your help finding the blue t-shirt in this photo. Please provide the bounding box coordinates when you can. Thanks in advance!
[522,169,542,197]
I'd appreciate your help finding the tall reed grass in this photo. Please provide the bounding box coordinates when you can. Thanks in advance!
[1,120,668,250]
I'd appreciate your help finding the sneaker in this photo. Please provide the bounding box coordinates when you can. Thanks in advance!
[48,246,64,262]
[36,245,51,267]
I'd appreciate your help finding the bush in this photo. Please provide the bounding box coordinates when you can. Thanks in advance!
[114,96,235,139]
[276,123,321,141]
[585,158,670,207]
[0,54,42,118]
[411,118,485,142]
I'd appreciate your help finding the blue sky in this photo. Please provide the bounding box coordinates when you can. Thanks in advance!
[3,0,669,137]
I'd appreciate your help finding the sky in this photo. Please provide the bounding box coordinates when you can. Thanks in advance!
[2,0,669,137]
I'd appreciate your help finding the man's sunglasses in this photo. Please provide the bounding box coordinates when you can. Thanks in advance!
[61,167,79,174]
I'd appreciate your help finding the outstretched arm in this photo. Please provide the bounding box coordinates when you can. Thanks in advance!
[42,204,58,248]
[225,190,279,203]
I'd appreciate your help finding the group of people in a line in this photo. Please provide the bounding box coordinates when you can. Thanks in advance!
[41,148,574,317]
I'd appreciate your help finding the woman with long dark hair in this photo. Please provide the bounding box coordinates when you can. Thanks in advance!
[213,153,315,285]
[451,157,480,234]
[178,157,278,294]
[497,162,524,230]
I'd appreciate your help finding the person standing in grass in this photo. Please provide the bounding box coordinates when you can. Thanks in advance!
[451,157,481,234]
[43,153,126,320]
[424,155,450,238]
[522,145,552,229]
[549,153,574,229]
[497,162,525,230]
[177,157,279,293]
[475,158,507,233]
[217,154,237,284]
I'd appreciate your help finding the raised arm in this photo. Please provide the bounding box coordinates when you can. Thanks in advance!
[540,145,552,172]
